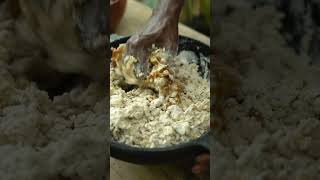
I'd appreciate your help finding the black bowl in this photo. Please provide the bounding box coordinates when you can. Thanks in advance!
[110,35,211,164]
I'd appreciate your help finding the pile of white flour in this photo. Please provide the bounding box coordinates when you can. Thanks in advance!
[0,14,107,180]
[212,1,320,179]
[110,48,210,148]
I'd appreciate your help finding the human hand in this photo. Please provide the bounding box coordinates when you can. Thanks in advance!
[192,154,210,175]
[125,0,184,79]
[192,119,211,175]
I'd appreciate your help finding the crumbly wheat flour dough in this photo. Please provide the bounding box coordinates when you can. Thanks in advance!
[110,45,210,148]
[212,1,320,179]
[0,13,107,180]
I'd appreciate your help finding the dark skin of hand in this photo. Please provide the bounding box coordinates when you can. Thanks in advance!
[125,0,183,79]
[125,0,209,175]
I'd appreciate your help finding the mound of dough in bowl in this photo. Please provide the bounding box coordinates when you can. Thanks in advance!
[110,44,210,148]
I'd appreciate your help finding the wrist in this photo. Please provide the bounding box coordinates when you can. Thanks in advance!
[153,0,184,20]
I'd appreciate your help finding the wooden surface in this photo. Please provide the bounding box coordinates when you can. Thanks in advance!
[110,1,210,180]
[111,160,186,180]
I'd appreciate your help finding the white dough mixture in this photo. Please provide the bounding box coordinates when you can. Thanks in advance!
[0,12,107,180]
[110,45,210,148]
[212,0,320,179]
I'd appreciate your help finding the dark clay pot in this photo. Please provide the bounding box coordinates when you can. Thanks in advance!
[110,0,127,32]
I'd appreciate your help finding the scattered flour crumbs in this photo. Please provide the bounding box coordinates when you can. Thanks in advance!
[212,1,320,179]
[0,18,107,179]
[110,45,210,148]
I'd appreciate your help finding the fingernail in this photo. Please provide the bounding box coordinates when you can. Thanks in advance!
[196,154,210,163]
[192,165,201,174]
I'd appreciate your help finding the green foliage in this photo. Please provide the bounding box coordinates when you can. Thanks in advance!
[200,0,210,26]
[141,0,157,8]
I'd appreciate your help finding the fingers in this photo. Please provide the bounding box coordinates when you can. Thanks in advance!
[155,32,178,54]
[192,154,210,175]
[126,16,177,53]
[125,34,140,52]
[135,52,150,78]
[192,164,203,174]
[125,36,151,79]
[192,163,209,175]
[124,15,179,79]
[195,154,210,163]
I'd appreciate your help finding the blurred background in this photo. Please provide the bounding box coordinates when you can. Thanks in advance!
[137,0,210,36]
[111,0,210,37]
